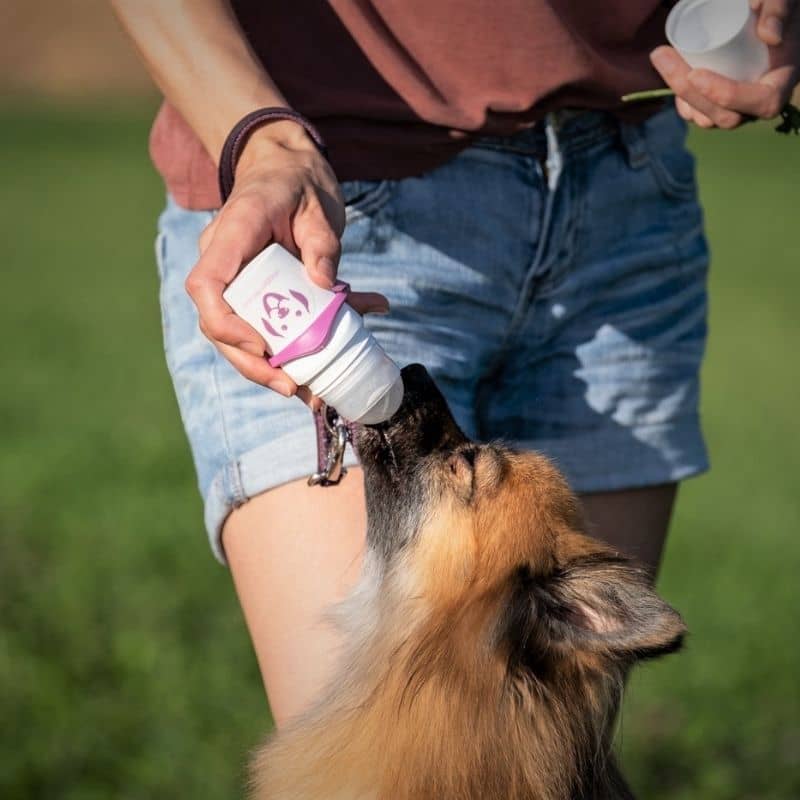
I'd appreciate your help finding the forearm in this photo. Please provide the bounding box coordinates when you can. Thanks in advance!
[113,0,359,393]
[111,0,304,161]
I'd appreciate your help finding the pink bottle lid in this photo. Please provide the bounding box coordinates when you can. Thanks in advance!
[267,282,350,368]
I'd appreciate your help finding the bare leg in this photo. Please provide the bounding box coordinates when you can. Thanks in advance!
[579,483,678,579]
[222,468,367,727]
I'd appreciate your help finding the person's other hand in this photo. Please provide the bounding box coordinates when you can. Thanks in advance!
[184,120,389,404]
[649,0,799,128]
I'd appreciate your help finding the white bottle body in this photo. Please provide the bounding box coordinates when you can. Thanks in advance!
[222,244,403,423]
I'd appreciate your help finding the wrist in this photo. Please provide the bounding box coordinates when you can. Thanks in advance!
[236,120,318,173]
[218,107,328,202]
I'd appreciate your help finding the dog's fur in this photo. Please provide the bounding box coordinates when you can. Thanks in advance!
[251,365,686,800]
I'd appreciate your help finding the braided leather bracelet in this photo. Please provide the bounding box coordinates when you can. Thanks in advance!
[217,107,328,204]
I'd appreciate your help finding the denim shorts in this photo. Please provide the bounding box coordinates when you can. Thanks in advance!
[156,104,709,563]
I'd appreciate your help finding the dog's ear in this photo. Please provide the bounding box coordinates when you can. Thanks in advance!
[508,553,685,666]
[541,552,686,660]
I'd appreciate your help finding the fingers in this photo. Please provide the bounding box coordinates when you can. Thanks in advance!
[650,45,793,128]
[190,275,266,356]
[214,340,298,396]
[296,386,323,411]
[347,291,390,315]
[687,67,787,119]
[215,329,326,406]
[650,47,746,128]
[186,157,357,404]
[675,96,706,125]
[752,0,793,45]
[293,198,342,289]
[186,195,276,353]
[675,95,717,127]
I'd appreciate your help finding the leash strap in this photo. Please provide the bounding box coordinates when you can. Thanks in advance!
[309,405,356,487]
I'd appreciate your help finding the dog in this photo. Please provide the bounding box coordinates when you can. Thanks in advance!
[251,364,686,800]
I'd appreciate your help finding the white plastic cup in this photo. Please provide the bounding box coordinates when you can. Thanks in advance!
[222,244,403,424]
[666,0,769,82]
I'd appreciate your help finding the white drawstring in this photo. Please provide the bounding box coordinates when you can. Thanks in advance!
[544,112,564,192]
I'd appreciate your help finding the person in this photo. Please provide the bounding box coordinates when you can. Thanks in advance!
[112,0,799,727]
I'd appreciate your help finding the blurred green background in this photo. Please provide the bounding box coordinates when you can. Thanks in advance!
[1,7,799,800]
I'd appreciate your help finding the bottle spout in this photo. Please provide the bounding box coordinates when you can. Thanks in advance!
[352,374,404,425]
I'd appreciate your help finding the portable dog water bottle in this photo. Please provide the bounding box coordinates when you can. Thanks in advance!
[223,243,403,424]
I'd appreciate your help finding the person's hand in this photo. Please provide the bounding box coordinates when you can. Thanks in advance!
[650,0,800,128]
[184,119,389,403]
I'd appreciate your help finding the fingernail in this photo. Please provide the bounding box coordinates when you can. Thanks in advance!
[315,256,336,286]
[688,71,711,93]
[764,15,783,42]
[675,101,692,121]
[650,49,675,75]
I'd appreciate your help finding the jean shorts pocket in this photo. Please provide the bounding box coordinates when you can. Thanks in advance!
[647,144,698,201]
[340,179,394,220]
[643,112,698,201]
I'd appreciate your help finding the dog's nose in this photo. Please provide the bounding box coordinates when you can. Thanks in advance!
[390,363,467,446]
[396,363,448,417]
[355,362,468,468]
[400,363,437,394]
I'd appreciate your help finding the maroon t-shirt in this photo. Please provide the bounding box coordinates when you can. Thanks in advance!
[150,1,671,209]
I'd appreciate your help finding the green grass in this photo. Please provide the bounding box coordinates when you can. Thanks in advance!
[0,101,798,799]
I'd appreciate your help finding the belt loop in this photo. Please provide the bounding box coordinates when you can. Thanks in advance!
[619,121,650,170]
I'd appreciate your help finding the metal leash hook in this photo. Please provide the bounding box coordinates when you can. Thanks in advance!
[308,404,351,486]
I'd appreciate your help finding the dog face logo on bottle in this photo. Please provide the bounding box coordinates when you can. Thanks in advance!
[261,289,312,340]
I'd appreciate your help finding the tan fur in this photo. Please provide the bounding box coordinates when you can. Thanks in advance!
[250,449,682,800]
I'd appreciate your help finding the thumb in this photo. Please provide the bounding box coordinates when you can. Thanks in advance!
[292,202,342,289]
